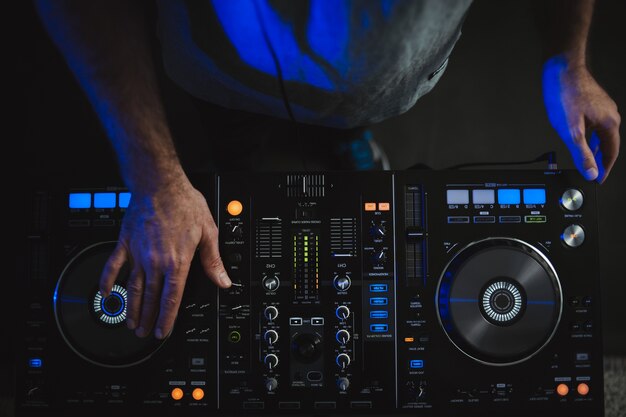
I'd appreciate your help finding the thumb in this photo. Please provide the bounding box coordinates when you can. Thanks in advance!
[199,222,231,288]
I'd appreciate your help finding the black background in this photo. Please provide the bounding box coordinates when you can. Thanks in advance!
[6,0,625,406]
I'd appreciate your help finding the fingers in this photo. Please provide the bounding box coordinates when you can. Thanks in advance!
[136,262,164,338]
[199,221,231,288]
[154,260,191,339]
[594,121,621,184]
[125,266,144,330]
[567,121,599,181]
[99,241,128,298]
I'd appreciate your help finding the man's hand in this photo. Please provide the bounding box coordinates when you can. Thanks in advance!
[542,56,620,183]
[99,179,231,340]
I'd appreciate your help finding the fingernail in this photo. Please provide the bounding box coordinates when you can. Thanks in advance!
[155,328,163,339]
[584,167,598,180]
[127,319,136,330]
[219,271,232,287]
[135,327,147,338]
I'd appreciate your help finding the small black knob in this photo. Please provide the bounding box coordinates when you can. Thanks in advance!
[291,333,323,363]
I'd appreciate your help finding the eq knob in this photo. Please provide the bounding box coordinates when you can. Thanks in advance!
[333,275,351,291]
[264,329,279,345]
[265,378,278,392]
[369,222,386,238]
[336,353,351,369]
[264,305,279,321]
[371,249,387,264]
[561,189,584,211]
[336,329,351,345]
[229,224,244,238]
[562,224,585,248]
[262,275,280,292]
[337,377,350,392]
[335,305,351,320]
[264,354,279,370]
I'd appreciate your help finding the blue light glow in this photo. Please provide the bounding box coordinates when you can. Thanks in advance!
[369,284,388,293]
[370,310,389,319]
[370,324,388,333]
[498,189,521,205]
[409,359,424,369]
[94,193,116,209]
[369,297,388,306]
[69,193,91,209]
[118,192,131,208]
[523,189,546,205]
[449,298,478,303]
[28,358,43,368]
[101,292,125,316]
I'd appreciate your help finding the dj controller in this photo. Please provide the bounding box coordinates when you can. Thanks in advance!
[17,170,603,416]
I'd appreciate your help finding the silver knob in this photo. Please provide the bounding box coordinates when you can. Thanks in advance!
[335,305,351,320]
[562,224,585,248]
[333,275,351,291]
[336,329,351,345]
[262,275,280,292]
[561,189,583,211]
[265,377,278,392]
[264,329,279,345]
[337,377,350,392]
[264,354,279,370]
[336,353,351,369]
[264,306,279,321]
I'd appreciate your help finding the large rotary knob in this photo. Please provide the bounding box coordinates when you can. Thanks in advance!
[336,353,351,369]
[264,329,279,345]
[336,329,351,345]
[561,189,583,211]
[262,275,280,292]
[333,275,351,291]
[335,305,351,320]
[562,224,585,248]
[264,354,279,370]
[264,305,279,321]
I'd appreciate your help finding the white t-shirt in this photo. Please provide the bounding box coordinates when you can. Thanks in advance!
[157,0,472,128]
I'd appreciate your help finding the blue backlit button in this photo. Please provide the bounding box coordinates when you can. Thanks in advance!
[118,192,131,208]
[94,192,116,209]
[369,297,388,306]
[28,358,43,368]
[69,193,91,209]
[370,324,388,333]
[472,189,495,205]
[370,310,389,319]
[523,188,546,205]
[410,360,424,369]
[369,284,388,293]
[497,189,521,205]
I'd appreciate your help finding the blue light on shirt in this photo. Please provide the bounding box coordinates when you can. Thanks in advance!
[94,193,116,209]
[498,189,521,205]
[118,192,131,208]
[523,189,546,205]
[69,193,91,209]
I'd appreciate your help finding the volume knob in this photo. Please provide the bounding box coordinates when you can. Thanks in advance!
[264,329,279,345]
[336,329,351,345]
[562,224,585,248]
[561,189,583,211]
[262,275,280,292]
[333,275,351,291]
[336,353,351,369]
[265,377,278,392]
[264,306,279,321]
[335,305,351,320]
[264,354,279,370]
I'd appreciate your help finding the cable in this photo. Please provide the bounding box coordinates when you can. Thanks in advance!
[252,1,307,170]
[444,151,557,170]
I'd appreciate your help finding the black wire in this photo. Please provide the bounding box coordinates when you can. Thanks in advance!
[252,0,307,170]
[444,151,557,170]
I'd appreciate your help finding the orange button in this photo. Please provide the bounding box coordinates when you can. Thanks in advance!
[404,337,415,343]
[227,200,243,216]
[577,383,590,396]
[364,202,376,211]
[171,387,184,401]
[556,383,569,397]
[192,388,205,401]
[378,202,390,211]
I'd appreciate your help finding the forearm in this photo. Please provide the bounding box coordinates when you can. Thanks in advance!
[534,0,595,66]
[34,0,185,193]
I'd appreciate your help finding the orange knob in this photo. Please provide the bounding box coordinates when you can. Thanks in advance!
[192,388,205,401]
[227,200,243,216]
[556,383,569,397]
[171,387,184,401]
[577,383,590,396]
